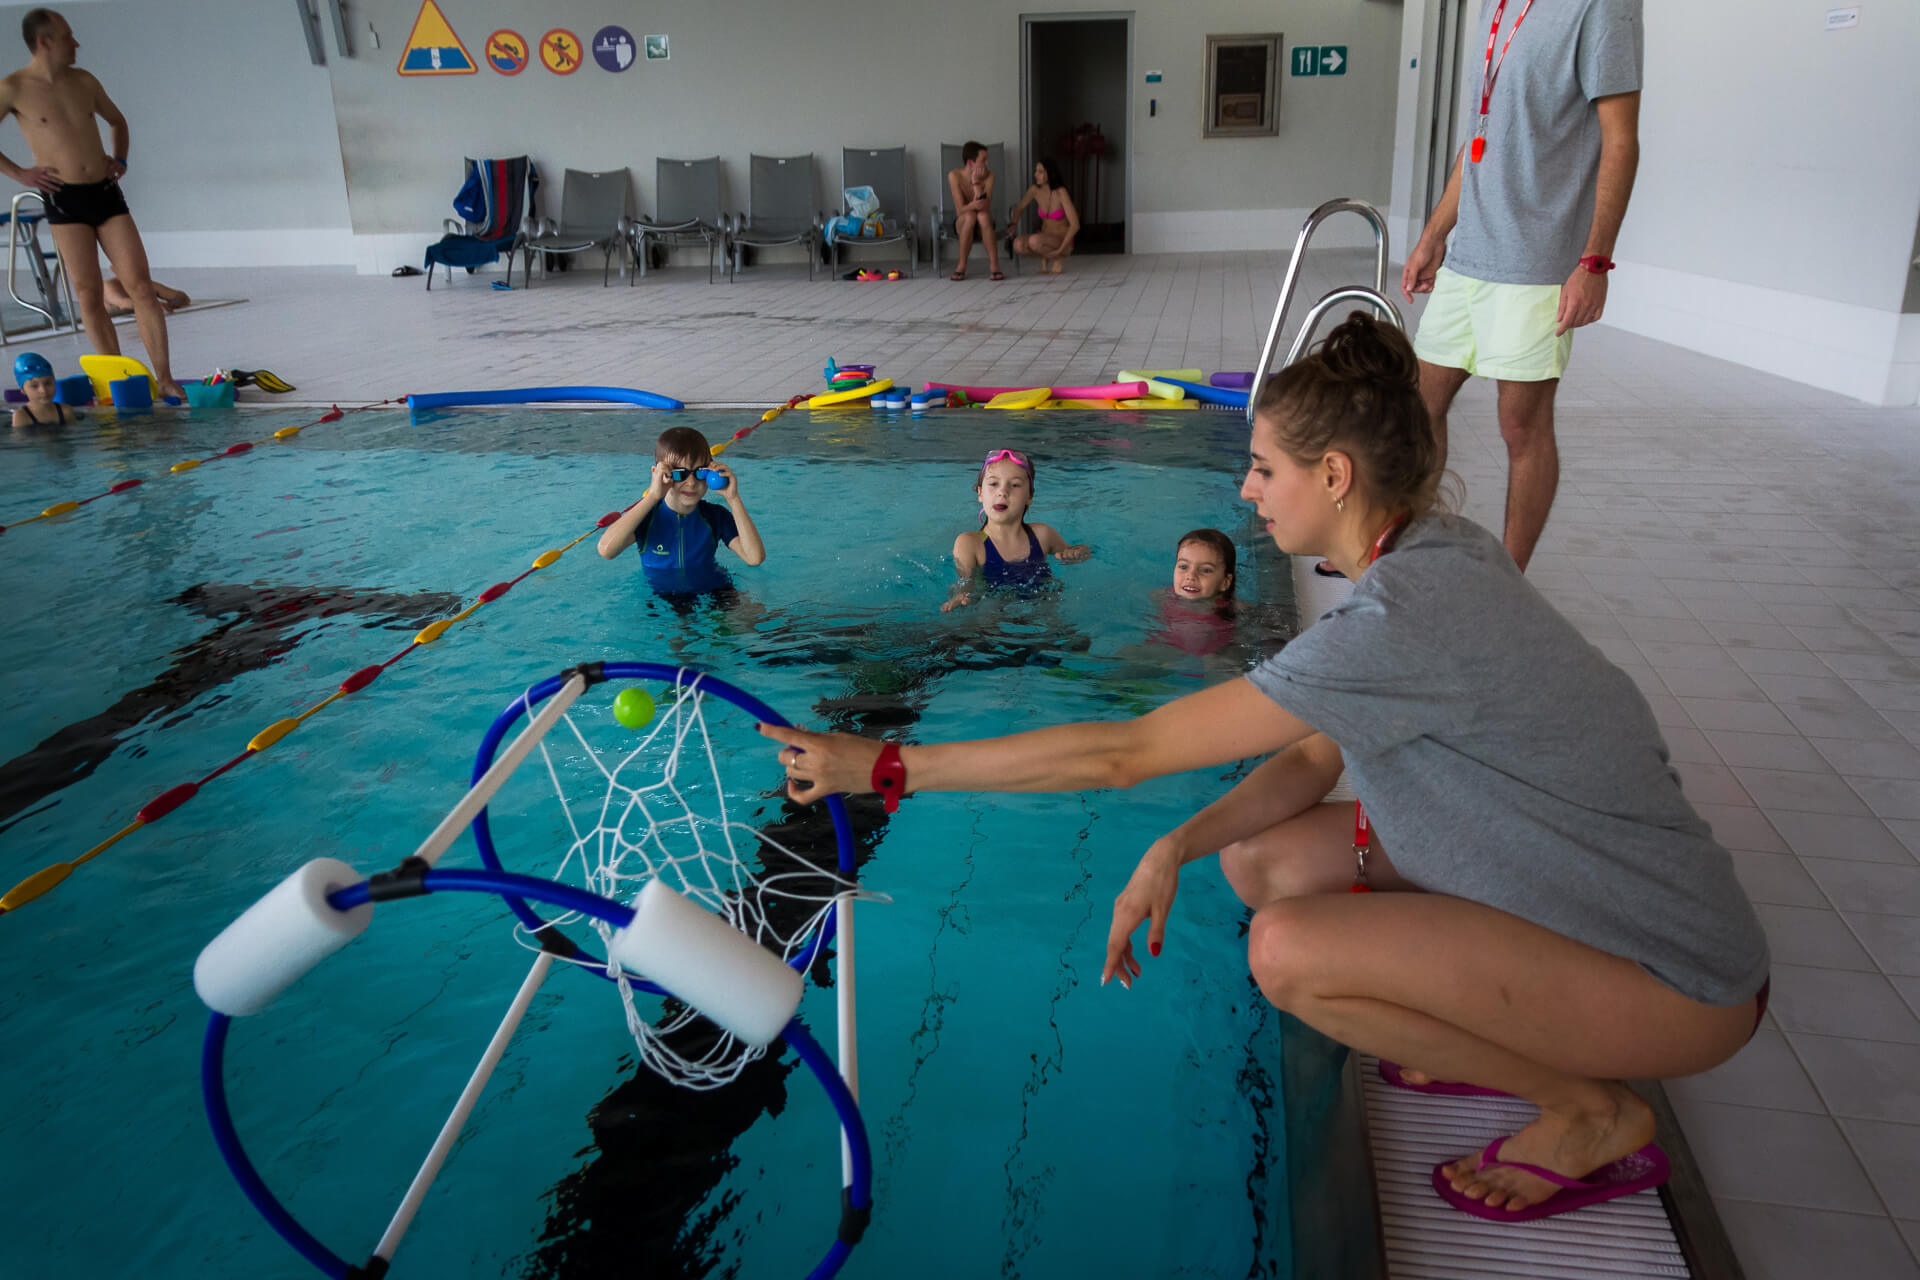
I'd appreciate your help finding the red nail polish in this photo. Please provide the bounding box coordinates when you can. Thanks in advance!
[1149,940,1161,957]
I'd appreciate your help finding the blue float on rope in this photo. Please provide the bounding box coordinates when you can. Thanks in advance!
[407,385,684,412]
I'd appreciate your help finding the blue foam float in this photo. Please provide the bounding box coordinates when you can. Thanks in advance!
[1157,377,1248,409]
[407,385,684,412]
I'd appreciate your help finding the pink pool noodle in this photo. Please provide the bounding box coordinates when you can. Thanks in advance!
[927,381,1148,402]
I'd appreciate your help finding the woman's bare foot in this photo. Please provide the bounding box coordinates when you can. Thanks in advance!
[156,379,187,402]
[1441,1081,1655,1212]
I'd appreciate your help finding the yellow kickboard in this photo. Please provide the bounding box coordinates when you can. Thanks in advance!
[807,378,893,409]
[1041,398,1114,410]
[80,354,157,404]
[1116,371,1186,401]
[1120,368,1202,382]
[1116,398,1197,409]
[984,387,1050,410]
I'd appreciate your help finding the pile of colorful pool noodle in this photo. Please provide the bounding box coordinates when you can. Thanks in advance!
[806,360,1258,411]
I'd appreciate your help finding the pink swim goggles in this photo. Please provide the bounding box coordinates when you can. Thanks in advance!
[983,449,1031,469]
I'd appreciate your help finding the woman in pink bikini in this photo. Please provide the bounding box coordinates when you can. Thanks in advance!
[1007,158,1080,275]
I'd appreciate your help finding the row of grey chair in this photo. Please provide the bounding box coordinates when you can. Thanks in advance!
[507,145,1021,287]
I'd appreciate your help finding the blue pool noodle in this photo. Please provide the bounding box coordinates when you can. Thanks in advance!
[407,385,685,412]
[1159,377,1249,409]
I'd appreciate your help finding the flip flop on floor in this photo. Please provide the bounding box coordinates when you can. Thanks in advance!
[991,271,1006,281]
[1432,1136,1670,1223]
[949,270,967,281]
[1378,1060,1512,1099]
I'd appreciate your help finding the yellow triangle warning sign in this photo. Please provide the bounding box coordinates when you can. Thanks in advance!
[397,0,476,76]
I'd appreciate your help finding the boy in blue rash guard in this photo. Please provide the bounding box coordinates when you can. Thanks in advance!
[597,426,766,594]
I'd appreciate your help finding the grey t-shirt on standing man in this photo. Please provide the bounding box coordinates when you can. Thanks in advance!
[1447,0,1645,286]
[1247,516,1769,1007]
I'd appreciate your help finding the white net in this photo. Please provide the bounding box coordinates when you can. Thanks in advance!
[516,670,864,1089]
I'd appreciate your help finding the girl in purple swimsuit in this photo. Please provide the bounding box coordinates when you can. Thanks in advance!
[943,448,1091,611]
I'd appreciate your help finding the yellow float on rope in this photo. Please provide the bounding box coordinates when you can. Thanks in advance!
[531,548,562,569]
[273,425,304,440]
[248,718,303,752]
[40,500,79,517]
[171,459,202,473]
[414,618,456,645]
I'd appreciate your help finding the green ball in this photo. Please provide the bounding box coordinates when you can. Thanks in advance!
[612,687,656,730]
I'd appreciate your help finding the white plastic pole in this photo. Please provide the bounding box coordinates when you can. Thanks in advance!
[834,890,859,1186]
[408,673,587,870]
[371,950,554,1263]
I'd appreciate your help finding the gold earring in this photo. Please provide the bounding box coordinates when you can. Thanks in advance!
[1335,497,1345,513]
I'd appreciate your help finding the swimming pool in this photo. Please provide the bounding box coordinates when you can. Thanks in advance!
[0,405,1379,1277]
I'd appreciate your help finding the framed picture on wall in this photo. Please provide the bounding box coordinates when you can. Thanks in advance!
[1204,34,1281,138]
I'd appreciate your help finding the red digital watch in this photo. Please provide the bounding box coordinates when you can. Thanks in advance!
[871,741,907,813]
[1579,255,1616,274]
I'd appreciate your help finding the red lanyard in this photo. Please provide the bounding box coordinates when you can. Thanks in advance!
[1349,516,1410,893]
[1471,0,1536,163]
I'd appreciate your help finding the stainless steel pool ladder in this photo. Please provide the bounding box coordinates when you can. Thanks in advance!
[3,189,80,344]
[1245,198,1406,423]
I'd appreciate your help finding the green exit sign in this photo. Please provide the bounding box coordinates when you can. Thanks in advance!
[1291,44,1348,77]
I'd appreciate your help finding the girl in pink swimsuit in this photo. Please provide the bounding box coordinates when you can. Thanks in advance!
[1007,158,1081,275]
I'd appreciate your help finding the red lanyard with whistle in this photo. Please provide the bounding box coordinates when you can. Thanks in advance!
[1349,515,1411,893]
[1470,0,1536,164]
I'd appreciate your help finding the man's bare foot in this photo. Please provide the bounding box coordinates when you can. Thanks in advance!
[1440,1081,1655,1212]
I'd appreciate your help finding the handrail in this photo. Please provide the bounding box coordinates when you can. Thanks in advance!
[1282,286,1404,369]
[5,189,78,341]
[1245,197,1391,423]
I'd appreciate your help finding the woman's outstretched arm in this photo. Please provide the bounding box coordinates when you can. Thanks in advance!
[760,675,1315,802]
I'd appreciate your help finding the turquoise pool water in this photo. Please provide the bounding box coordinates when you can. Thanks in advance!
[0,405,1371,1277]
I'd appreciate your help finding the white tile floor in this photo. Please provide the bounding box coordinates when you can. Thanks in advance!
[18,247,1920,1278]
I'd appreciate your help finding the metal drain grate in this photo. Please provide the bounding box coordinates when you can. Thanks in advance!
[1360,1056,1690,1279]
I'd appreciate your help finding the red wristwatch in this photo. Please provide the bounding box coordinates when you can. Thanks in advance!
[871,742,907,813]
[1579,255,1616,274]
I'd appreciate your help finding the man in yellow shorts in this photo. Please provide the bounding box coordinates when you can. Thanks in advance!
[1402,0,1643,571]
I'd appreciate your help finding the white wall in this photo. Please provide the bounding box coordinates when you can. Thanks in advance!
[0,2,354,266]
[1385,0,1920,406]
[322,0,1404,267]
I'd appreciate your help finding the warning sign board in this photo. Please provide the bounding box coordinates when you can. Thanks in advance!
[397,0,476,76]
[484,29,528,76]
[539,28,582,75]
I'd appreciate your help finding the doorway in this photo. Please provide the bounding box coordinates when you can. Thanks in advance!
[1021,13,1131,255]
[1422,0,1470,223]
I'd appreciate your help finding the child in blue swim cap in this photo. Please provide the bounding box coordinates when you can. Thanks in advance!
[11,352,74,428]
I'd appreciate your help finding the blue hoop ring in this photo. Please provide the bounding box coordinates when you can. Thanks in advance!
[201,664,871,1279]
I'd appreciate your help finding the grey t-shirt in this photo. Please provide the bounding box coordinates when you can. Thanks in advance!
[1247,516,1768,1007]
[1447,0,1644,286]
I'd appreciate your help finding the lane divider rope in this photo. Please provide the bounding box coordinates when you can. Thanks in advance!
[0,392,810,916]
[0,398,405,537]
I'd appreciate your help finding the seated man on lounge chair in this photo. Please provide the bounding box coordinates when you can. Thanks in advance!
[946,141,1004,281]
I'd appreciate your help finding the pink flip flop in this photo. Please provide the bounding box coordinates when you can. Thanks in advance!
[1378,1059,1512,1099]
[1432,1136,1670,1222]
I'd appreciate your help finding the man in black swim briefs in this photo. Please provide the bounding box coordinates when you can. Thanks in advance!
[0,9,185,401]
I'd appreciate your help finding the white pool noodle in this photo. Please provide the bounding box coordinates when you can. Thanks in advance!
[607,881,804,1048]
[834,890,859,1186]
[194,858,372,1016]
[407,673,587,870]
[372,950,554,1264]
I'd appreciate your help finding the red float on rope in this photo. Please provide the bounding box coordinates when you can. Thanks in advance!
[109,479,143,493]
[597,511,621,527]
[338,664,384,694]
[224,442,254,456]
[478,581,513,603]
[137,782,200,823]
